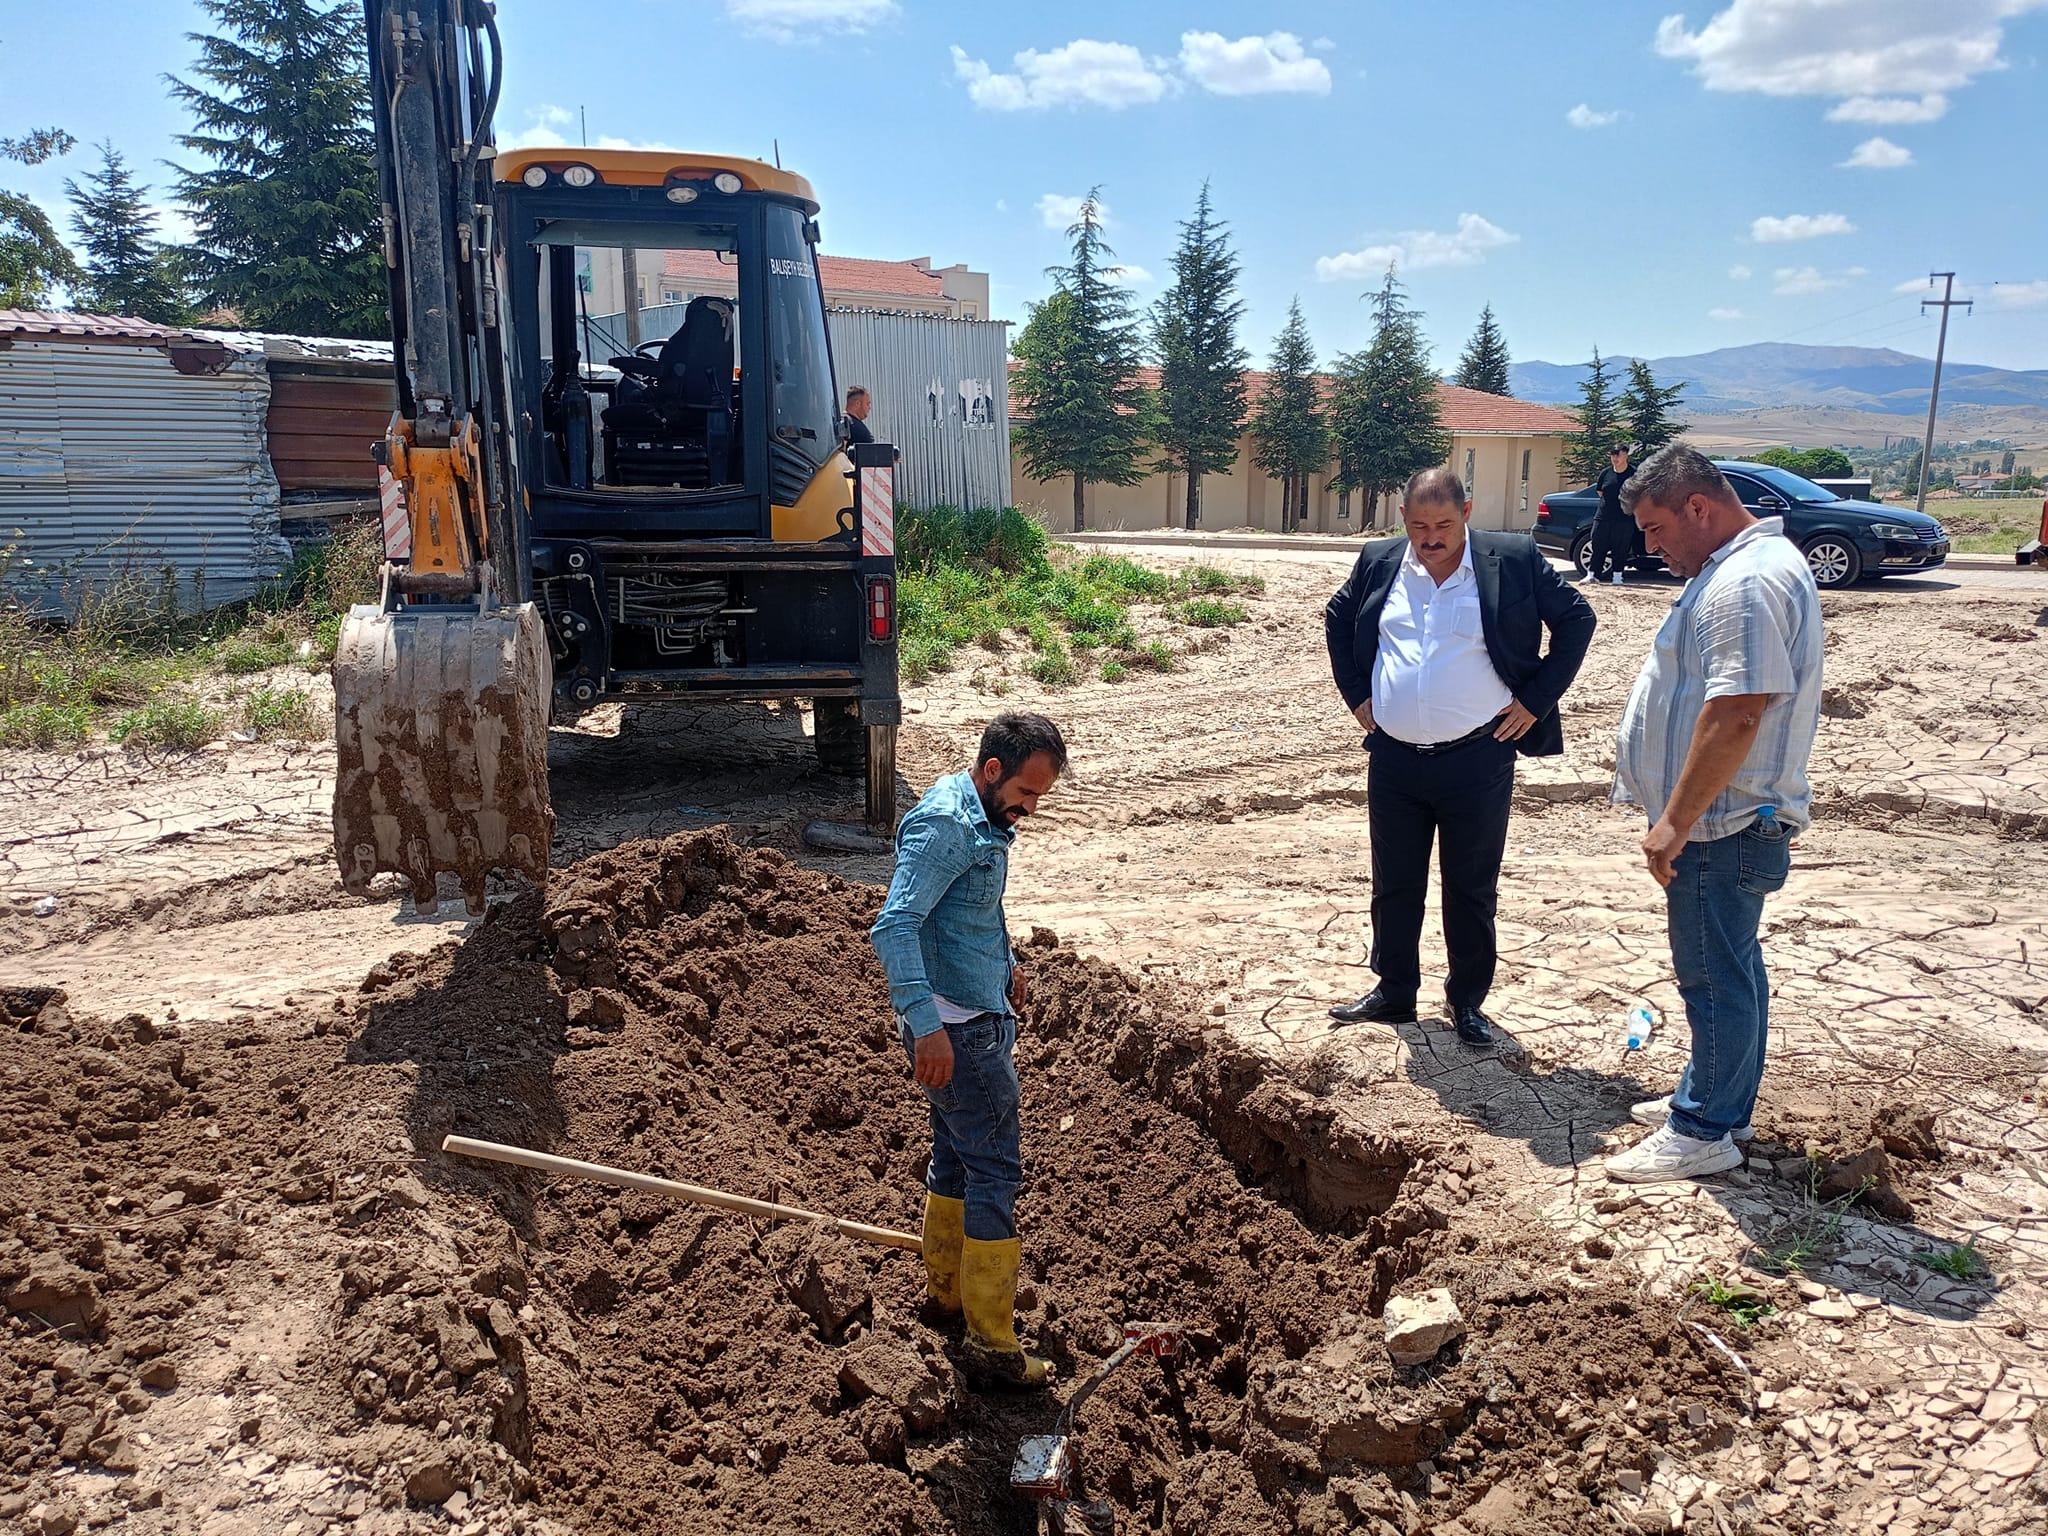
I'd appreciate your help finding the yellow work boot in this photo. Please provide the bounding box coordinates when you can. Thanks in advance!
[958,1236,1051,1390]
[921,1193,964,1317]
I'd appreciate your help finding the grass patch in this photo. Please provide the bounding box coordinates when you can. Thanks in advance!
[0,517,380,746]
[237,685,317,740]
[1175,597,1250,628]
[111,698,221,753]
[1689,1274,1777,1330]
[1934,496,2042,555]
[0,702,93,749]
[1099,658,1129,684]
[1912,1240,1989,1282]
[895,506,1260,689]
[1755,1169,1871,1276]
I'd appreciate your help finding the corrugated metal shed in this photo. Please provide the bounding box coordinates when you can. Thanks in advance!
[827,309,1011,512]
[586,304,1013,511]
[0,322,287,618]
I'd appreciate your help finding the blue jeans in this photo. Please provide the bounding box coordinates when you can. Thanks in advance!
[900,1012,1022,1241]
[1664,820,1793,1140]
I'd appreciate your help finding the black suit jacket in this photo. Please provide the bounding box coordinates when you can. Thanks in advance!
[1324,529,1597,758]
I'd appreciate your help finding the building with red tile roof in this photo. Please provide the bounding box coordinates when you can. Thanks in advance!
[581,247,989,319]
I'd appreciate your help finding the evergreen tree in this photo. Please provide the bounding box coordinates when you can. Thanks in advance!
[1,126,81,308]
[1614,358,1687,458]
[1248,299,1329,531]
[1329,265,1450,528]
[167,0,383,336]
[1011,191,1154,533]
[1151,182,1249,530]
[1452,302,1512,396]
[1561,347,1624,486]
[65,143,190,323]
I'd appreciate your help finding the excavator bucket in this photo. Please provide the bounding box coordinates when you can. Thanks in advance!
[332,601,555,915]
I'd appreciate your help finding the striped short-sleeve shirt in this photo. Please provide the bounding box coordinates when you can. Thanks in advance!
[1614,518,1824,839]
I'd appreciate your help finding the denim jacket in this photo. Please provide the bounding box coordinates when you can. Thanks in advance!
[869,772,1015,1037]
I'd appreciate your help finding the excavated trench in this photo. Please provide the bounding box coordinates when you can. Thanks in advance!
[2,832,1748,1534]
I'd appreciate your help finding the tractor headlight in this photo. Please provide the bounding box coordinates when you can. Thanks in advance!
[520,164,549,188]
[562,164,598,189]
[665,184,700,204]
[712,171,744,195]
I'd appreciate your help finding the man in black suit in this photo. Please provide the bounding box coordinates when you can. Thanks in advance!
[1324,467,1597,1043]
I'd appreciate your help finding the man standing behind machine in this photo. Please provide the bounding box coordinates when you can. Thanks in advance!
[1324,468,1596,1044]
[870,713,1067,1389]
[1589,442,1638,584]
[842,384,875,444]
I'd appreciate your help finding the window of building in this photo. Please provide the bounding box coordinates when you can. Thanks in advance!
[1463,447,1475,501]
[1519,448,1531,520]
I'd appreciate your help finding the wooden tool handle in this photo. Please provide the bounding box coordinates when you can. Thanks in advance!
[440,1134,923,1252]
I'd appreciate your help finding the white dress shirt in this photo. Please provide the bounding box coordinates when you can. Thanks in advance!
[1371,541,1513,746]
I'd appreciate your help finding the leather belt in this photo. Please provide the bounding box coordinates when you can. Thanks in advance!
[1385,716,1504,755]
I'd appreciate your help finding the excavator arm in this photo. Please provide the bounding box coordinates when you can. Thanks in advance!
[332,0,553,915]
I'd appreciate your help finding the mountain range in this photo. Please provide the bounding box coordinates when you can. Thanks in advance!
[1506,342,2048,417]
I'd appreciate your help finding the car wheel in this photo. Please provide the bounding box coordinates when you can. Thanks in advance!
[1570,532,1594,577]
[1802,535,1862,590]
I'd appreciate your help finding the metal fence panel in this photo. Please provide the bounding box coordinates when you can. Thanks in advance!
[585,304,1012,512]
[0,339,286,618]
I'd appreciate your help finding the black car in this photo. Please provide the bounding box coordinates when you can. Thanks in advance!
[1532,461,1950,590]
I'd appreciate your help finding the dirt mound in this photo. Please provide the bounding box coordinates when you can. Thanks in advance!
[3,831,1748,1534]
[1753,1090,1945,1220]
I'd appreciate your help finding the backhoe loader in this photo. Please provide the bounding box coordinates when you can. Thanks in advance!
[335,0,900,913]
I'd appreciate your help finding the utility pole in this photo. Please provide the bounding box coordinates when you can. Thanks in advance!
[1915,272,1972,517]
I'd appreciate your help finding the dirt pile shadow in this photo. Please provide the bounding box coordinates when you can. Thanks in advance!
[4,832,1755,1535]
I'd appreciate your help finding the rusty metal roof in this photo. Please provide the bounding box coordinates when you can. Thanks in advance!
[0,309,197,344]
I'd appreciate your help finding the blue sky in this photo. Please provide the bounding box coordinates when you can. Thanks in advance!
[5,0,2046,371]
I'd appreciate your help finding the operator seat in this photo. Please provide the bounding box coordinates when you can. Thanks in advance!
[601,295,737,487]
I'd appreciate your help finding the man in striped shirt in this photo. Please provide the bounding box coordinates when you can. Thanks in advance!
[1606,446,1823,1184]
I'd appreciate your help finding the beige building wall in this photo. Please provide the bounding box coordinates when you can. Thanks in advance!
[1010,433,1568,535]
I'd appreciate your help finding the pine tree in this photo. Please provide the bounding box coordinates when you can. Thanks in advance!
[1152,182,1249,530]
[167,0,383,336]
[65,144,190,324]
[1614,358,1687,458]
[1249,299,1329,531]
[1012,190,1155,533]
[0,126,82,308]
[1452,302,1512,396]
[1329,265,1450,528]
[1561,347,1624,486]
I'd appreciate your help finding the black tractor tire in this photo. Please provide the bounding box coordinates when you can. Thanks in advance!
[814,699,866,775]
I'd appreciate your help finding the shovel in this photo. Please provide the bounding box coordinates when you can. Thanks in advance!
[1011,1321,1183,1514]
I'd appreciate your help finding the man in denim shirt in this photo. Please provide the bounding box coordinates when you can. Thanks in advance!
[1607,446,1822,1185]
[870,712,1066,1388]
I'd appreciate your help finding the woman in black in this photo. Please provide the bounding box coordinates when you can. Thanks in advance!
[1589,442,1637,583]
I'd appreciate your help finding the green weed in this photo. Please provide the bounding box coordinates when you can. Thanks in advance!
[1912,1241,1989,1282]
[1099,658,1129,683]
[1176,597,1250,628]
[112,698,220,753]
[0,702,92,749]
[237,686,316,740]
[1689,1275,1777,1329]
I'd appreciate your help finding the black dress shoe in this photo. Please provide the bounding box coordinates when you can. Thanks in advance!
[1452,1005,1495,1045]
[1329,988,1418,1025]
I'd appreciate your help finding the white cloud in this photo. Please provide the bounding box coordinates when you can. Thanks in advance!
[1893,276,1929,294]
[1773,264,1864,296]
[1827,92,1949,123]
[1709,306,1746,320]
[1036,192,1106,231]
[1311,35,1336,51]
[950,40,1171,111]
[496,104,574,150]
[1993,280,2048,308]
[1102,264,1153,287]
[1654,1,2039,110]
[725,0,897,41]
[1566,103,1624,129]
[1750,211,1855,242]
[1729,263,1753,280]
[994,198,1008,213]
[1315,213,1518,281]
[144,202,198,246]
[1840,135,1913,168]
[1177,31,1332,95]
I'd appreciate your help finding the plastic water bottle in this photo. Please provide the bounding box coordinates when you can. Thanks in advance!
[1624,1004,1657,1052]
[1756,803,1779,832]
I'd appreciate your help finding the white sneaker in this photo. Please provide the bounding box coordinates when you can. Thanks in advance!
[1610,572,1625,586]
[1605,1124,1745,1184]
[1630,1095,1754,1143]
